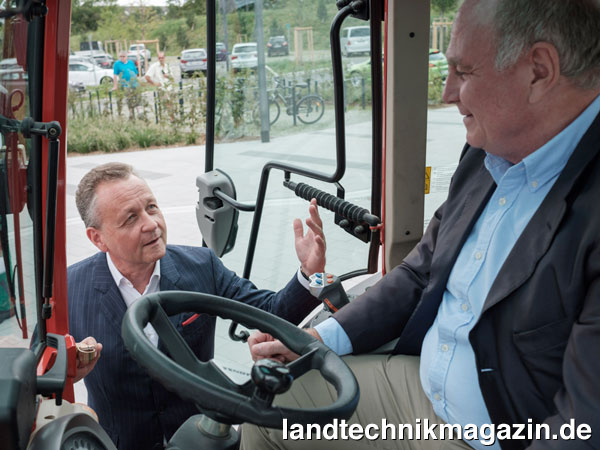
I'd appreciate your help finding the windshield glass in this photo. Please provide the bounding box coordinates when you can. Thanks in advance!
[213,6,375,289]
[183,50,206,59]
[349,27,370,37]
[0,14,37,347]
[233,45,257,54]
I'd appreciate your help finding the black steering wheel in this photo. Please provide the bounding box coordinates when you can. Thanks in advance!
[121,291,359,428]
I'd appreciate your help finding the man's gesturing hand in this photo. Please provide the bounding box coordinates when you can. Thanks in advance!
[294,198,326,276]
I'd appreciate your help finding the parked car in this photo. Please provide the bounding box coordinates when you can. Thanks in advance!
[92,52,113,69]
[346,53,386,86]
[230,42,258,72]
[429,49,448,80]
[347,58,371,87]
[129,43,151,62]
[0,58,20,70]
[68,60,114,87]
[127,53,147,75]
[216,42,228,61]
[267,36,288,57]
[340,25,370,57]
[70,54,97,66]
[178,48,207,78]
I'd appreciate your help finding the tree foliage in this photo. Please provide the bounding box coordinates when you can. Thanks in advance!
[317,0,327,23]
[71,0,103,34]
[432,0,458,19]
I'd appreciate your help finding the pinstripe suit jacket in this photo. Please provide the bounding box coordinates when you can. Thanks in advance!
[68,245,318,450]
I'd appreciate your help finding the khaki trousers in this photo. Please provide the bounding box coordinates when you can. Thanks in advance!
[241,355,473,450]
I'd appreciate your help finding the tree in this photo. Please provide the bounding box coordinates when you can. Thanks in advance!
[269,18,283,37]
[175,24,189,49]
[432,0,458,20]
[71,0,102,34]
[317,0,327,23]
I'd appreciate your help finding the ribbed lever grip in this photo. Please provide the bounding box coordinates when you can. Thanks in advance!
[284,181,380,226]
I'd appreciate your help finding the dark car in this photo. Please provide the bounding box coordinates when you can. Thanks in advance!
[216,42,228,62]
[267,36,289,57]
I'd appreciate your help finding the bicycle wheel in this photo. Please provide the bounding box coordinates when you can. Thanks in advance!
[252,100,281,126]
[296,95,325,124]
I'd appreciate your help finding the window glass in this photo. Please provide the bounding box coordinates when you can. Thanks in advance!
[0,14,37,347]
[349,27,370,37]
[212,7,374,289]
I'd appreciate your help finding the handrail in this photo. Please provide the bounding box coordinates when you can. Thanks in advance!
[242,3,356,280]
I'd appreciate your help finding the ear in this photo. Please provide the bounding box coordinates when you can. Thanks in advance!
[86,227,108,253]
[528,42,560,103]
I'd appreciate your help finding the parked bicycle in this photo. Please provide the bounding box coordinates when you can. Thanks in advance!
[251,77,325,126]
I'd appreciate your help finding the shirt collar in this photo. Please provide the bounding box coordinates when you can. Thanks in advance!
[484,93,600,190]
[106,252,161,289]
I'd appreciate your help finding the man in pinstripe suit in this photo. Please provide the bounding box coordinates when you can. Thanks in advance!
[68,162,326,449]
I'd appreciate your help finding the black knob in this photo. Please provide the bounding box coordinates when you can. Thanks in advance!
[251,359,293,405]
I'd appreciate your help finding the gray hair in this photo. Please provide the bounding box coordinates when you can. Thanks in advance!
[75,162,139,228]
[489,0,600,89]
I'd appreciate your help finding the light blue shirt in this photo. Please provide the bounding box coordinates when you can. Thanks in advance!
[316,95,600,447]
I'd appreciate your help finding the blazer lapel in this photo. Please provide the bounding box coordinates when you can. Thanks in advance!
[92,253,128,335]
[482,111,600,313]
[396,155,496,353]
[159,247,181,291]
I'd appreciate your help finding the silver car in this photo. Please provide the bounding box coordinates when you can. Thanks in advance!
[340,26,371,57]
[178,48,207,78]
[230,43,258,72]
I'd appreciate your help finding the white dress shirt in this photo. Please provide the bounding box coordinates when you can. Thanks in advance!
[106,253,162,347]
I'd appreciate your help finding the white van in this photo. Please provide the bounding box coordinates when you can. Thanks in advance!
[340,25,370,57]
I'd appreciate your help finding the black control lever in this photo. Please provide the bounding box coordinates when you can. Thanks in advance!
[284,180,380,243]
[251,359,293,407]
[309,272,350,313]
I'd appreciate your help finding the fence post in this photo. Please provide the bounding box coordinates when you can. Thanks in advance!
[314,80,319,95]
[88,91,94,117]
[292,84,296,126]
[179,80,184,119]
[361,77,366,109]
[96,90,101,115]
[153,91,159,124]
[108,90,113,116]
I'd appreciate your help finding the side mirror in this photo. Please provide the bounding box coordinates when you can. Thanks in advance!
[195,169,238,257]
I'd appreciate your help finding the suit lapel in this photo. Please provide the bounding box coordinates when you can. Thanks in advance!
[92,253,128,335]
[482,110,600,313]
[159,247,181,291]
[430,156,496,296]
[396,156,496,352]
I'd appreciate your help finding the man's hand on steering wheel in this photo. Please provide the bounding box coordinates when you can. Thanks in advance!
[248,329,323,363]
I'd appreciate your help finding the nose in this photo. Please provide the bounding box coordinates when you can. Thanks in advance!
[442,70,459,105]
[140,211,159,232]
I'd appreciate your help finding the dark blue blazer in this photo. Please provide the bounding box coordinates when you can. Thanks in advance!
[68,245,318,450]
[334,111,600,449]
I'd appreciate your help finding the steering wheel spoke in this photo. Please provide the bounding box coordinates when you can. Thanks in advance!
[151,304,200,373]
[286,347,319,379]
